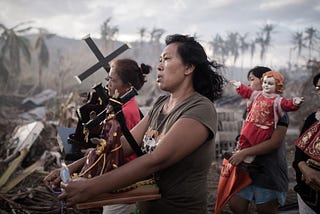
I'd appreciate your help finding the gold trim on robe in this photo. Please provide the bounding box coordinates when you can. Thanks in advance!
[295,120,320,162]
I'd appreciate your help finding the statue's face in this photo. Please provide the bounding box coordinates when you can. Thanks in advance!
[262,76,276,94]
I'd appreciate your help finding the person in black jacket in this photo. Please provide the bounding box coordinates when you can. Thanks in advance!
[292,72,320,214]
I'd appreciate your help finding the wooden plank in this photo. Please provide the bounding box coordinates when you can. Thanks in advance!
[0,159,43,193]
[76,194,161,209]
[75,184,161,209]
[0,121,44,188]
[0,148,28,188]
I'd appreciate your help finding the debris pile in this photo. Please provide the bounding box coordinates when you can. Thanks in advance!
[0,90,101,213]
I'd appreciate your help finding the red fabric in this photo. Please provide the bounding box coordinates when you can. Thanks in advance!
[280,98,299,111]
[122,97,141,162]
[214,158,252,214]
[237,84,299,150]
[247,93,278,127]
[239,121,273,149]
[237,84,254,99]
[122,97,141,130]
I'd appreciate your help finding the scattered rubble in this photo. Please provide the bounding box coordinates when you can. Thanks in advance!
[0,91,102,213]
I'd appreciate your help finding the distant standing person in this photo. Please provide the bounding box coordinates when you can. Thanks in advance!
[292,73,320,214]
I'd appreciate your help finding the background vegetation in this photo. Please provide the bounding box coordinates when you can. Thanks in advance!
[1,17,320,127]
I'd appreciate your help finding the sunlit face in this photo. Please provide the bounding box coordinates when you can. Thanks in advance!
[248,73,263,91]
[262,76,276,94]
[157,43,189,92]
[106,67,130,97]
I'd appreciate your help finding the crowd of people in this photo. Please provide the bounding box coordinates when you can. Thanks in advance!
[44,34,319,214]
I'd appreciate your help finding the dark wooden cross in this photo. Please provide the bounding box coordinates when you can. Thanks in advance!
[75,34,130,83]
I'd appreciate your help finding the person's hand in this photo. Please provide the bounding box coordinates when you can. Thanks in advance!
[228,149,247,166]
[58,177,91,206]
[230,80,241,89]
[43,168,61,190]
[293,97,304,106]
[301,164,320,191]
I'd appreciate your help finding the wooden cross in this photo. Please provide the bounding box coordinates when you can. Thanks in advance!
[75,34,130,83]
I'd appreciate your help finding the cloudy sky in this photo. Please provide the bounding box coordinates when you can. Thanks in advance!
[1,0,320,67]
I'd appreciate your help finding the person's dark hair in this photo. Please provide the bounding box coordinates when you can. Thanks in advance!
[165,34,224,102]
[111,58,151,90]
[247,66,271,80]
[313,73,320,87]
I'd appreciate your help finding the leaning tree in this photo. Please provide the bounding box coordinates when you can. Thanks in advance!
[0,22,32,94]
[33,28,55,92]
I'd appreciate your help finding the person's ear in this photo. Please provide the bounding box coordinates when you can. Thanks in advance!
[185,64,195,75]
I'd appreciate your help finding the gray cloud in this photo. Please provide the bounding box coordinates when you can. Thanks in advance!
[1,0,319,40]
[1,0,319,66]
